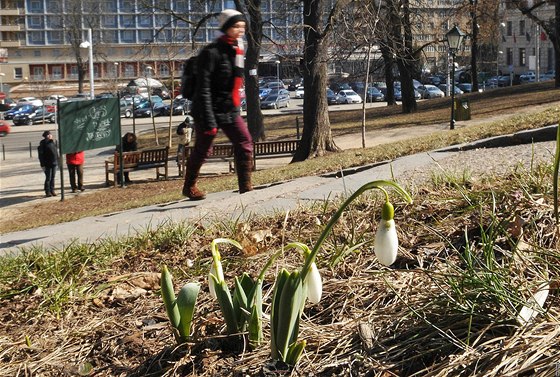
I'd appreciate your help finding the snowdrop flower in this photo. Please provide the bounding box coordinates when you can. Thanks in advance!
[305,262,322,304]
[374,201,399,266]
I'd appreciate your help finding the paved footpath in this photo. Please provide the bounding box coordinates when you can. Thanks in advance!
[1,122,558,255]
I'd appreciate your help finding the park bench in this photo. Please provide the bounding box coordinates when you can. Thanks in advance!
[105,146,169,187]
[178,139,299,175]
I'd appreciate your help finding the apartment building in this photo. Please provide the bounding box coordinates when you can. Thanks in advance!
[499,1,555,77]
[0,0,303,94]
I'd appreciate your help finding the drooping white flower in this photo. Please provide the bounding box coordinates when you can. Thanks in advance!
[305,262,322,304]
[374,201,399,266]
[517,282,550,326]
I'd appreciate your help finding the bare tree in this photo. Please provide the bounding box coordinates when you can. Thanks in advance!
[292,0,351,161]
[510,0,560,87]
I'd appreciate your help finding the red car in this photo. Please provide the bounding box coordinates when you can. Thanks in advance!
[0,120,11,137]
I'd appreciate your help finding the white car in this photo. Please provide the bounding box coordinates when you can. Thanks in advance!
[295,86,305,99]
[44,94,68,106]
[337,89,363,104]
[17,96,43,107]
[417,85,445,99]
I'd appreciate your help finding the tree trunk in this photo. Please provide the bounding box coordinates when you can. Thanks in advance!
[470,0,479,92]
[381,43,397,106]
[390,0,417,113]
[242,0,265,141]
[292,0,339,162]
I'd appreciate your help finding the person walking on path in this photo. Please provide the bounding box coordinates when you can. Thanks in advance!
[116,132,138,184]
[177,115,194,176]
[38,130,58,197]
[65,151,85,193]
[183,9,254,200]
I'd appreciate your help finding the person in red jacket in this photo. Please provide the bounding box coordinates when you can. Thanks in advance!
[66,151,85,192]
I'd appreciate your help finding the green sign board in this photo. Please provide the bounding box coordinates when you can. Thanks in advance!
[58,98,121,154]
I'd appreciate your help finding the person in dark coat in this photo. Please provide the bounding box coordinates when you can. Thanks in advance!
[182,9,253,200]
[38,130,59,197]
[116,132,137,183]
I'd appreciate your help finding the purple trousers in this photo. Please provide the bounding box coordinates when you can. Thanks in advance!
[187,114,253,172]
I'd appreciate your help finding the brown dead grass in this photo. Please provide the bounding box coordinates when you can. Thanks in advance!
[2,82,560,234]
[0,159,558,376]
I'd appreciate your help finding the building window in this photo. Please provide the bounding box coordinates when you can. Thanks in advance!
[506,21,513,36]
[124,64,135,77]
[47,31,63,44]
[28,0,43,12]
[52,66,63,79]
[158,64,169,76]
[28,16,44,29]
[29,32,45,45]
[14,68,23,79]
[46,0,60,13]
[519,20,525,36]
[139,30,152,42]
[506,48,513,66]
[101,0,117,12]
[103,30,119,43]
[103,15,118,27]
[120,15,136,28]
[139,14,152,27]
[519,48,526,66]
[120,30,136,43]
[120,0,135,12]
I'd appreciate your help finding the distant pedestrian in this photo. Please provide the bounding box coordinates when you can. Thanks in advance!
[38,130,58,197]
[177,115,194,173]
[66,151,85,192]
[116,132,137,183]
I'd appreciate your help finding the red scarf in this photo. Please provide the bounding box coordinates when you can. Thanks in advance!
[220,35,244,107]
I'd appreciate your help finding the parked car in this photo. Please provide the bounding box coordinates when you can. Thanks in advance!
[44,94,68,106]
[329,82,352,93]
[152,87,170,99]
[120,99,133,118]
[379,86,402,101]
[0,120,11,136]
[540,70,555,81]
[95,92,115,99]
[266,89,289,97]
[0,98,16,112]
[260,93,290,109]
[265,81,285,90]
[294,86,305,99]
[417,84,445,99]
[337,89,363,104]
[326,89,340,105]
[133,101,167,117]
[438,84,463,96]
[17,97,43,107]
[456,83,473,93]
[365,87,385,102]
[259,87,272,100]
[519,71,536,83]
[3,104,36,120]
[164,98,190,116]
[13,106,56,125]
[287,79,302,91]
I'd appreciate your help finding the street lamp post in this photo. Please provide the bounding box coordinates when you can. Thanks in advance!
[275,60,280,83]
[79,28,94,99]
[445,25,466,130]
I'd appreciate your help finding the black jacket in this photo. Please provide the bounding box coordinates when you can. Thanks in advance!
[192,37,238,131]
[117,133,138,152]
[38,139,58,167]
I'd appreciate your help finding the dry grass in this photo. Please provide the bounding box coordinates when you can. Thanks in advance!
[1,82,559,235]
[0,154,558,376]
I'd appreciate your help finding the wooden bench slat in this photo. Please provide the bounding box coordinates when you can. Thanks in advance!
[105,146,169,186]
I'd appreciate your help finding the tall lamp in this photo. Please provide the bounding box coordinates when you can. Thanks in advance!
[445,25,466,130]
[79,28,94,99]
[275,60,280,83]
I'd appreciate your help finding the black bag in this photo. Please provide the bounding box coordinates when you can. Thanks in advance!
[180,57,198,100]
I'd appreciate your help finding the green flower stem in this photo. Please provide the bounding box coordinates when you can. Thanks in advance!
[553,124,560,223]
[301,180,412,280]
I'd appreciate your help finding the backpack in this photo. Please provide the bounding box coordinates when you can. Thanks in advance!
[180,56,198,100]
